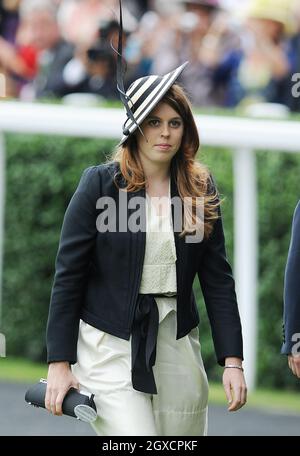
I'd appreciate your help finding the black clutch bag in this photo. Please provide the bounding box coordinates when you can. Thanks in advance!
[25,379,97,423]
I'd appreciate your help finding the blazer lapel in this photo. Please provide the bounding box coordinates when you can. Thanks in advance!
[127,186,146,308]
[170,169,186,294]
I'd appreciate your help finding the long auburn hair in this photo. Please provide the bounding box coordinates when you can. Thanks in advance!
[107,83,221,240]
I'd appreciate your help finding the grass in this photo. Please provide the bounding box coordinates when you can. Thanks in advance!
[0,356,47,383]
[1,357,300,414]
[208,383,300,415]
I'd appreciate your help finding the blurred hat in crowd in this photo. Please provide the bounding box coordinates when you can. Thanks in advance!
[246,0,297,35]
[87,43,115,65]
[152,0,183,16]
[181,0,220,9]
[98,19,130,40]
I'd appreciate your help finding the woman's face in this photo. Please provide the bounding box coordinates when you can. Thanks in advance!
[135,102,184,167]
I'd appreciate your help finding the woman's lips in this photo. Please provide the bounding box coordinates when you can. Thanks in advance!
[155,144,171,150]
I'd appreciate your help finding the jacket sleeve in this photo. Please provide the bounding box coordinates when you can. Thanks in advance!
[281,200,300,355]
[46,166,100,364]
[197,177,243,366]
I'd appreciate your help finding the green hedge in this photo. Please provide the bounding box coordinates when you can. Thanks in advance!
[2,134,114,360]
[2,133,300,390]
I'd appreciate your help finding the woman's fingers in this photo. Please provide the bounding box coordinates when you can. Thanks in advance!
[223,382,233,407]
[295,358,300,378]
[51,391,57,415]
[241,383,248,406]
[54,390,67,416]
[45,387,51,413]
[289,355,300,378]
[228,385,247,411]
[223,370,247,412]
[72,380,80,391]
[227,386,242,411]
[45,385,68,415]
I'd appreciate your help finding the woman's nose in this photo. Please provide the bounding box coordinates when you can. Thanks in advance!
[161,123,170,137]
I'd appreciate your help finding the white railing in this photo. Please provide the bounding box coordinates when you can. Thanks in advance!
[1,101,300,389]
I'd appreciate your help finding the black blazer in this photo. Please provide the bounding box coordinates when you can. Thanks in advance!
[46,161,243,366]
[281,200,300,355]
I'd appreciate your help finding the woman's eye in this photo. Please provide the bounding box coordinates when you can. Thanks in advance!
[171,120,181,127]
[149,119,159,126]
[148,119,182,127]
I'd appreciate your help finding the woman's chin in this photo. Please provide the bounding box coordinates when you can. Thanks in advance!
[151,150,174,161]
[153,155,172,164]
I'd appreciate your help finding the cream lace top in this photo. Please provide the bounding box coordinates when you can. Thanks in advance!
[139,178,177,323]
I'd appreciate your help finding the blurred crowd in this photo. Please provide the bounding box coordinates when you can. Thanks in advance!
[0,0,300,112]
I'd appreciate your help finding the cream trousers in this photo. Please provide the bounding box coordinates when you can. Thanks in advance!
[72,309,209,436]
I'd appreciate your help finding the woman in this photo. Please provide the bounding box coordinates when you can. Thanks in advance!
[45,1,247,436]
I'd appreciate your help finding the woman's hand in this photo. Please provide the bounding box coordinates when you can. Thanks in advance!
[288,355,300,378]
[222,358,247,412]
[45,361,80,416]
